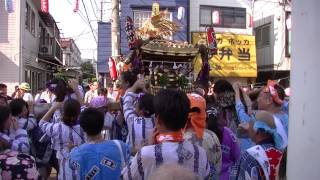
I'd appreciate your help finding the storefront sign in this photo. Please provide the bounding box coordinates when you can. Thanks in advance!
[192,32,257,77]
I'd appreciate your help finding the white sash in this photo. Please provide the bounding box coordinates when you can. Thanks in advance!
[273,116,288,149]
[246,145,270,180]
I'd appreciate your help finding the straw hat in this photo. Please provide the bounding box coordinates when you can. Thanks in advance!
[19,82,31,91]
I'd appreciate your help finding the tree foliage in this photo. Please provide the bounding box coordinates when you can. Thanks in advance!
[80,61,96,82]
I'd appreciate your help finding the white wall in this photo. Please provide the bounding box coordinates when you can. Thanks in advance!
[189,0,253,35]
[0,0,22,94]
[62,40,81,67]
[71,41,81,66]
[287,0,320,179]
[254,0,291,71]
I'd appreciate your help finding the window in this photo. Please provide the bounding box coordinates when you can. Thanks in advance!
[200,6,246,29]
[46,73,51,82]
[133,10,171,28]
[25,3,30,30]
[46,33,50,45]
[200,8,212,26]
[37,73,42,90]
[31,12,35,35]
[133,10,172,39]
[255,24,271,48]
[40,24,46,45]
[25,70,31,85]
[133,11,152,28]
[25,2,36,36]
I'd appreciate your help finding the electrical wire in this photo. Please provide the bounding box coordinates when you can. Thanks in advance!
[71,29,98,39]
[66,0,91,27]
[89,0,99,20]
[81,0,98,43]
[93,0,100,11]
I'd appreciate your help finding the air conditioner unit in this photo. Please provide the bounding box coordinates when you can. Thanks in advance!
[39,45,52,56]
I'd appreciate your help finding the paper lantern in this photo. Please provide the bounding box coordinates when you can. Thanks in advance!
[285,88,290,97]
[40,0,49,13]
[212,10,220,24]
[249,15,253,28]
[73,0,80,13]
[178,6,185,20]
[286,15,292,30]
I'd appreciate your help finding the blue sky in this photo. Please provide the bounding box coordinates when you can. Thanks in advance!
[50,0,111,60]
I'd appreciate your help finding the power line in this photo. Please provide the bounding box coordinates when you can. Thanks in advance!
[89,0,99,20]
[71,29,98,39]
[65,0,98,43]
[81,0,98,43]
[66,0,91,27]
[93,0,100,13]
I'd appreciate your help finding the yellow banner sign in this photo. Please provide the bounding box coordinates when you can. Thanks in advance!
[192,32,257,77]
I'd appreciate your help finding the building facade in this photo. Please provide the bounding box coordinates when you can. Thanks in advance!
[189,0,255,84]
[0,0,63,94]
[253,0,291,86]
[60,38,82,79]
[190,0,253,35]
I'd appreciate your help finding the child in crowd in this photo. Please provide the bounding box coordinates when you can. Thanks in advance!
[0,106,30,153]
[9,98,37,131]
[122,89,211,179]
[123,77,155,153]
[70,108,130,180]
[39,99,85,180]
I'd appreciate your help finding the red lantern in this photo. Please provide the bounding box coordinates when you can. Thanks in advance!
[73,0,80,13]
[249,15,254,28]
[40,0,49,13]
[108,57,118,81]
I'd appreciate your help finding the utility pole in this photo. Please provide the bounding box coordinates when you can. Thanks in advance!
[93,50,98,80]
[111,0,120,57]
[287,0,320,179]
[100,0,103,21]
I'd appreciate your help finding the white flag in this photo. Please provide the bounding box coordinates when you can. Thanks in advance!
[177,7,185,20]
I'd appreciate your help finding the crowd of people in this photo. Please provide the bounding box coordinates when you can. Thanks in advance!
[0,71,289,180]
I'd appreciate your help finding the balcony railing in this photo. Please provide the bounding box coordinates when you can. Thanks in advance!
[38,37,63,64]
